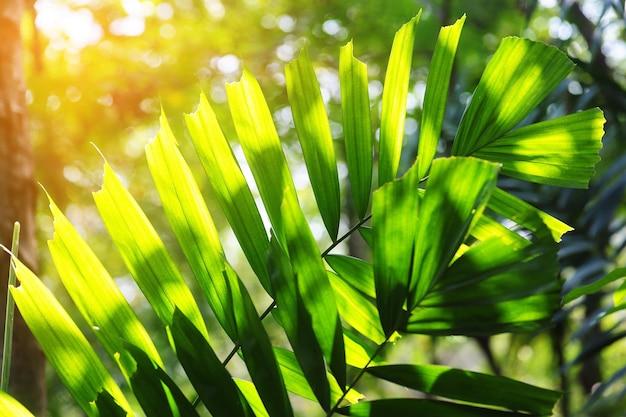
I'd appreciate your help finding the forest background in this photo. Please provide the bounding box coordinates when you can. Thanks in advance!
[1,0,626,416]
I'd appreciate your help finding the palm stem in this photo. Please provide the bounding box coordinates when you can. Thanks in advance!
[1,222,20,391]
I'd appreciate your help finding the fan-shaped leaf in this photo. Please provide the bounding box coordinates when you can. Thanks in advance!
[286,47,341,240]
[10,258,131,416]
[417,15,465,179]
[339,40,373,218]
[452,37,574,156]
[184,92,270,292]
[471,108,604,188]
[378,12,421,185]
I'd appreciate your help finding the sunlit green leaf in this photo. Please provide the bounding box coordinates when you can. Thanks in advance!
[226,69,295,244]
[184,92,270,292]
[170,309,253,417]
[409,157,499,308]
[146,112,238,341]
[93,162,208,338]
[342,328,387,369]
[47,193,163,380]
[417,15,465,179]
[274,347,362,406]
[488,187,572,242]
[325,254,375,299]
[452,37,575,156]
[234,379,269,417]
[329,271,385,344]
[126,343,199,417]
[339,40,373,218]
[372,171,419,335]
[378,11,421,185]
[471,108,604,188]
[366,364,561,415]
[286,47,341,240]
[10,258,131,416]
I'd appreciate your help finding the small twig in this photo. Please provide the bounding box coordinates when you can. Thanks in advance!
[1,222,21,391]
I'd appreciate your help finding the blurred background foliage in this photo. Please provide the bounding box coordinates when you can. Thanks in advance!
[20,0,626,415]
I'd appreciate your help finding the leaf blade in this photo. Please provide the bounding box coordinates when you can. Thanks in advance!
[286,47,341,239]
[378,12,421,185]
[339,40,373,218]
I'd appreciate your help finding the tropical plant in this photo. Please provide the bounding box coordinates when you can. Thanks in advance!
[1,11,605,416]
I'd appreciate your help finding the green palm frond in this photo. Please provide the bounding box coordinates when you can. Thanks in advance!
[4,10,605,417]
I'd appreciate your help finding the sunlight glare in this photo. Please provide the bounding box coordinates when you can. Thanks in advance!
[36,0,103,50]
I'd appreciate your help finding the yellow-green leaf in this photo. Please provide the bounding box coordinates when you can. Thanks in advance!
[340,40,373,219]
[378,11,421,185]
[286,48,341,240]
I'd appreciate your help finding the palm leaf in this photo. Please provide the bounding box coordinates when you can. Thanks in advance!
[184,92,271,292]
[409,157,499,308]
[0,391,35,417]
[366,364,561,415]
[146,112,237,341]
[417,15,466,179]
[47,193,163,379]
[378,12,421,185]
[452,37,575,156]
[286,47,341,240]
[339,40,373,218]
[10,258,131,416]
[93,162,209,338]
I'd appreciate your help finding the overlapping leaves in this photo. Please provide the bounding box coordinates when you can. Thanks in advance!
[2,10,605,417]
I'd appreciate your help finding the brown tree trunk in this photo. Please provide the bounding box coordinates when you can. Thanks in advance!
[0,0,46,414]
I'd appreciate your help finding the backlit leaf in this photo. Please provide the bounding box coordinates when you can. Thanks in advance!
[378,12,421,185]
[286,47,341,239]
[417,15,465,179]
[93,162,208,338]
[452,37,575,156]
[10,258,131,416]
[47,194,163,380]
[185,92,270,292]
[339,40,373,218]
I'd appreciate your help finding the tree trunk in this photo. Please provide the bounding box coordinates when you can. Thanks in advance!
[0,0,46,414]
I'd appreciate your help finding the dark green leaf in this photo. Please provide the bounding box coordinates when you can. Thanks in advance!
[170,309,253,417]
[337,398,533,416]
[409,157,499,308]
[366,364,561,415]
[372,172,419,335]
[126,344,200,417]
[564,267,626,304]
